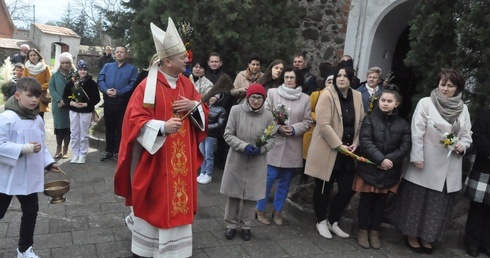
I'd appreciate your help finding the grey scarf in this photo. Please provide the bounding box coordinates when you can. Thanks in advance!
[277,84,303,100]
[430,88,464,124]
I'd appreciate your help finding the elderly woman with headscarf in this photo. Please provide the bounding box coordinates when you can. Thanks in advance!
[391,68,472,254]
[220,83,275,241]
[305,66,364,240]
[255,66,312,226]
[48,52,75,159]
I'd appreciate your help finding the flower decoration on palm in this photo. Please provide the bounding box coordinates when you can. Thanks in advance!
[177,21,194,76]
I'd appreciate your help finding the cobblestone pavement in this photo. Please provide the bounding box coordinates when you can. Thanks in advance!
[0,112,478,257]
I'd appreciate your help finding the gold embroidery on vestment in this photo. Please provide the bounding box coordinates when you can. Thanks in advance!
[171,139,188,176]
[172,178,189,216]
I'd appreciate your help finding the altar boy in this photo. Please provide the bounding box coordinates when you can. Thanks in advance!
[0,77,60,258]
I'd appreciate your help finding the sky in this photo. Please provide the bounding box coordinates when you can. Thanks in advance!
[33,0,67,24]
[8,0,68,28]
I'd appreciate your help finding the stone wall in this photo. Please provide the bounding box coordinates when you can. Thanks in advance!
[295,0,351,80]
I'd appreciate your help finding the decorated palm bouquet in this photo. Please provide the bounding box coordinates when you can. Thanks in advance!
[255,122,278,147]
[422,112,459,157]
[337,146,376,165]
[271,102,290,125]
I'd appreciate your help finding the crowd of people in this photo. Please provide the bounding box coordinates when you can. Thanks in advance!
[0,19,487,258]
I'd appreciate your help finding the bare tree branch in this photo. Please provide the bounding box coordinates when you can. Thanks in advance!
[5,0,33,25]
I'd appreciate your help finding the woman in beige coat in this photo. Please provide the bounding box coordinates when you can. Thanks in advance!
[392,68,472,254]
[220,84,275,241]
[305,66,364,239]
[23,48,51,119]
[256,66,312,225]
[232,53,263,103]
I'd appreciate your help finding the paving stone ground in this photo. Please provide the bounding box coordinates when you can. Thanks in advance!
[0,111,479,257]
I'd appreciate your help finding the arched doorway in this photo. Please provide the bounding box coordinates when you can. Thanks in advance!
[344,0,418,118]
[51,42,70,70]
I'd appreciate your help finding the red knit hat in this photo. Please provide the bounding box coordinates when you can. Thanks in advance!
[246,83,266,98]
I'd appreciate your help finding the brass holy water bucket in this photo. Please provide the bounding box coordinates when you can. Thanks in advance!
[43,170,70,204]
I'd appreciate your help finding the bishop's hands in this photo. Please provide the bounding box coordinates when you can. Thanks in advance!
[173,97,195,113]
[164,118,182,134]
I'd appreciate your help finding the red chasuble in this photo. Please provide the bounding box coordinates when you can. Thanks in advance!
[114,72,208,229]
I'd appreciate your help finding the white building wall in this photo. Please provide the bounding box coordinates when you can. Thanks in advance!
[30,25,80,70]
[344,0,417,79]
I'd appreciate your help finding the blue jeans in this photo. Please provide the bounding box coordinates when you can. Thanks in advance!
[199,137,217,176]
[256,165,295,212]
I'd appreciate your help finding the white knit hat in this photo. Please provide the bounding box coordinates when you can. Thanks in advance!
[59,52,73,63]
[144,18,186,107]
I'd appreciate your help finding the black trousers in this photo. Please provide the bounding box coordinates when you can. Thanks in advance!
[0,193,39,252]
[358,192,388,231]
[103,103,127,153]
[465,201,490,249]
[313,155,355,223]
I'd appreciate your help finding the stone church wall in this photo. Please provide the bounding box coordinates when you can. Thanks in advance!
[295,0,351,80]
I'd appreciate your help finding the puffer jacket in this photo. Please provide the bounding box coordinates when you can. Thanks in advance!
[357,107,411,189]
[208,105,227,138]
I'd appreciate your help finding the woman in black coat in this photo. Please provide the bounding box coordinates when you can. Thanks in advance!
[464,107,490,257]
[353,85,411,249]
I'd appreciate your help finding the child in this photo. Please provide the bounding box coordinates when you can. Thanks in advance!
[353,85,411,249]
[0,77,60,258]
[197,95,226,184]
[62,60,101,164]
[2,63,24,102]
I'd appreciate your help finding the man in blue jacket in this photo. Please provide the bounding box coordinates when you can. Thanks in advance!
[97,46,138,161]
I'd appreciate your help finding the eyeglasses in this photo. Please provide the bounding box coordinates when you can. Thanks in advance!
[60,62,71,65]
[249,96,264,102]
[284,76,296,80]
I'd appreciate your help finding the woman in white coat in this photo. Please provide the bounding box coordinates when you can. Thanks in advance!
[392,68,472,254]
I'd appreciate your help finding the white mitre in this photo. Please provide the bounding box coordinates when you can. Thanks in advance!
[144,17,186,107]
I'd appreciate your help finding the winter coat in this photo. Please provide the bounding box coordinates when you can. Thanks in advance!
[62,75,101,113]
[207,105,227,138]
[300,68,317,95]
[357,108,411,189]
[233,70,263,90]
[303,89,324,159]
[191,75,213,96]
[220,102,275,200]
[23,65,51,112]
[305,86,364,181]
[463,108,490,204]
[49,70,73,129]
[233,70,263,104]
[266,88,312,168]
[470,108,490,174]
[404,97,472,193]
[356,82,383,114]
